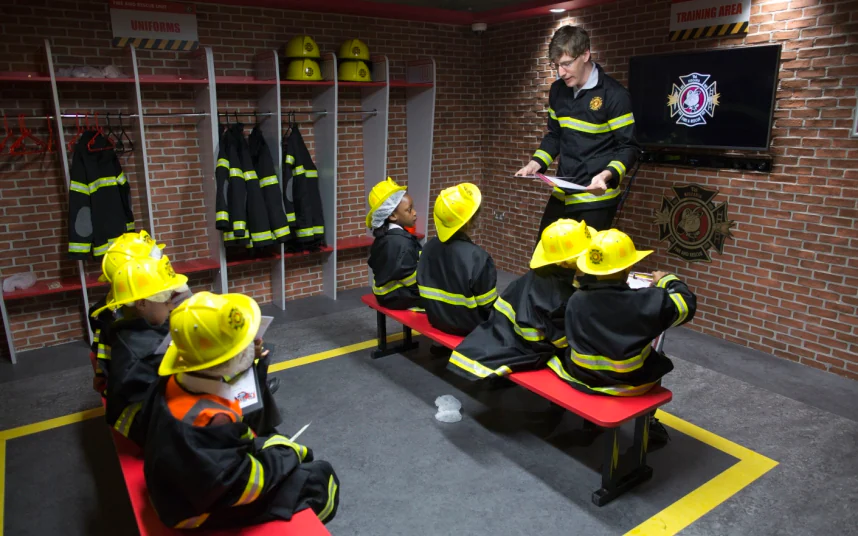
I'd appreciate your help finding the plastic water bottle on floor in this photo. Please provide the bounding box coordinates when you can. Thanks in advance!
[434,395,462,423]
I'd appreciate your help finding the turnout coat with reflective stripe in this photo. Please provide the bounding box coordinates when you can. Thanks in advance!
[447,266,576,381]
[532,63,640,211]
[232,125,275,248]
[215,126,249,245]
[68,131,135,259]
[549,274,696,396]
[249,126,291,243]
[368,227,422,310]
[105,317,169,446]
[417,234,497,336]
[88,297,115,388]
[144,377,340,529]
[283,126,325,246]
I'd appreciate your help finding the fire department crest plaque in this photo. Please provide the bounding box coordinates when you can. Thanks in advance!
[654,184,735,262]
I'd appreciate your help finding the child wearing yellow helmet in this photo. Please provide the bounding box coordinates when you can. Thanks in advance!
[546,228,697,448]
[417,183,497,337]
[366,177,422,310]
[89,255,189,446]
[447,219,592,384]
[142,292,340,530]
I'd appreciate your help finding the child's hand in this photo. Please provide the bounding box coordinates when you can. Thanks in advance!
[254,338,269,359]
[652,271,669,285]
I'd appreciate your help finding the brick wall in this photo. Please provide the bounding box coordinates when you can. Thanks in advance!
[0,0,481,353]
[480,0,858,380]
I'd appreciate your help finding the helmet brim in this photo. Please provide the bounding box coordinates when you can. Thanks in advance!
[576,249,652,276]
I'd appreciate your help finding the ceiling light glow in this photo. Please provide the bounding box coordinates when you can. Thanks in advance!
[550,8,566,13]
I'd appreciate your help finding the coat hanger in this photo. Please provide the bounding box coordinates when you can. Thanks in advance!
[9,114,49,155]
[116,112,134,154]
[0,114,12,153]
[87,112,116,152]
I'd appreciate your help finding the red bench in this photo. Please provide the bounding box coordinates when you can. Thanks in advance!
[90,356,330,535]
[361,294,673,506]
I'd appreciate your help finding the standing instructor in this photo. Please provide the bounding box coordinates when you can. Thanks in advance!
[516,25,640,236]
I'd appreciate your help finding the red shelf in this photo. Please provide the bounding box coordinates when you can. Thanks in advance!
[283,245,334,258]
[0,72,51,82]
[389,80,433,88]
[216,76,277,86]
[138,75,208,85]
[339,81,386,87]
[2,276,85,301]
[54,77,136,84]
[280,80,334,86]
[173,258,221,274]
[225,252,280,268]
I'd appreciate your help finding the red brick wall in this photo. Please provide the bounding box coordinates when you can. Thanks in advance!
[0,0,480,353]
[480,0,858,380]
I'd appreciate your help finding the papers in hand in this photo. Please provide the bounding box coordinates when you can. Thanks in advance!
[517,172,587,191]
[627,272,653,289]
[155,315,275,356]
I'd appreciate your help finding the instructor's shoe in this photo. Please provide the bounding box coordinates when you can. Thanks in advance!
[267,377,281,395]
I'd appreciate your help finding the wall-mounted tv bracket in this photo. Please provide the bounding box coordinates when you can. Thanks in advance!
[640,149,773,174]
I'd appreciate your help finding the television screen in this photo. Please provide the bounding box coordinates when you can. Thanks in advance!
[629,45,781,151]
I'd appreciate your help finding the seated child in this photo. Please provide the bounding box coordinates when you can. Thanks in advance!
[448,219,592,381]
[546,229,697,445]
[367,177,422,310]
[91,256,189,446]
[144,292,340,530]
[417,183,497,336]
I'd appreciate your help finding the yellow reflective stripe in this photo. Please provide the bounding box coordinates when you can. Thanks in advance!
[285,154,295,165]
[262,435,308,461]
[93,242,112,256]
[547,356,656,396]
[547,107,557,120]
[244,170,258,181]
[174,513,210,529]
[251,230,274,242]
[69,242,91,253]
[418,285,478,308]
[607,160,626,180]
[557,116,611,134]
[125,221,135,231]
[570,345,651,373]
[259,175,279,187]
[305,169,318,178]
[475,287,498,306]
[563,187,622,205]
[312,226,325,235]
[372,270,417,296]
[296,227,314,238]
[493,297,543,341]
[294,165,307,176]
[669,293,689,327]
[113,402,142,438]
[217,158,230,169]
[286,212,296,223]
[240,428,255,441]
[93,329,100,344]
[552,335,568,349]
[233,221,247,231]
[657,274,680,288]
[608,112,635,130]
[96,343,111,360]
[273,225,291,238]
[216,211,229,222]
[533,149,553,167]
[449,351,512,379]
[223,232,243,241]
[233,454,264,506]
[89,177,118,194]
[70,181,90,195]
[116,172,127,185]
[229,167,243,178]
[318,475,338,522]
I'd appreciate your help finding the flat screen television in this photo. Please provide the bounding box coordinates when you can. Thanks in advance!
[628,45,781,151]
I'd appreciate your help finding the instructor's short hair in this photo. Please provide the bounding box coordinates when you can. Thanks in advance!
[549,26,590,62]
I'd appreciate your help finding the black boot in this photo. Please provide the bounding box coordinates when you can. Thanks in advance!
[648,415,671,451]
[267,377,281,395]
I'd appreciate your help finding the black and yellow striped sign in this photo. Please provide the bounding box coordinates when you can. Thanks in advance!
[669,21,748,41]
[112,37,198,51]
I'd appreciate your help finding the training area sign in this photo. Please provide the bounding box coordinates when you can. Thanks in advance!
[110,0,199,50]
[669,0,750,41]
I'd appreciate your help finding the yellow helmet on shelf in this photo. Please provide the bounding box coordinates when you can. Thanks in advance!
[284,35,321,59]
[531,219,595,269]
[286,59,323,81]
[159,292,262,376]
[434,183,482,243]
[99,230,165,283]
[338,60,371,82]
[339,38,370,61]
[92,256,188,316]
[576,229,653,275]
[366,177,407,229]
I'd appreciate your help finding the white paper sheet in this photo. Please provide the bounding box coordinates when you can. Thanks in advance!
[627,272,653,289]
[228,366,261,410]
[517,173,588,191]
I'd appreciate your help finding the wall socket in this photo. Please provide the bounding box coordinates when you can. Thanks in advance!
[494,211,505,222]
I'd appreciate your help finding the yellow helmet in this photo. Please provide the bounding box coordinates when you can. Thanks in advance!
[92,256,188,316]
[338,38,370,61]
[434,183,482,243]
[576,229,653,275]
[366,177,407,228]
[284,35,320,59]
[159,291,261,376]
[338,60,371,82]
[99,230,165,283]
[530,219,596,269]
[286,59,323,81]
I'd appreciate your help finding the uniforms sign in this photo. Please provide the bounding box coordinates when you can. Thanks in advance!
[109,0,199,51]
[669,0,750,41]
[654,184,735,262]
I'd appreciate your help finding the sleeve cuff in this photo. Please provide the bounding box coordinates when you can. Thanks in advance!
[533,150,553,168]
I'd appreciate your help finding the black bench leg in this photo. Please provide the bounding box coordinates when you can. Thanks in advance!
[371,310,419,359]
[591,416,653,506]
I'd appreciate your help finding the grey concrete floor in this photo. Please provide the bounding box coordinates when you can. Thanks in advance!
[1,280,857,535]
